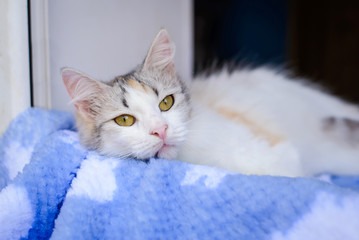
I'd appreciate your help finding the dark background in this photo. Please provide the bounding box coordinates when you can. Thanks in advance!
[194,0,359,103]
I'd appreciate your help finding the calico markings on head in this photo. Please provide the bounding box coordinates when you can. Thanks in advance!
[62,29,191,160]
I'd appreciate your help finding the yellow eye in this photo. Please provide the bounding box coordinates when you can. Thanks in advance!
[114,114,136,127]
[159,95,174,111]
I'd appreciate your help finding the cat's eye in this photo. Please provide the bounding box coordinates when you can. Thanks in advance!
[114,114,136,127]
[159,95,174,111]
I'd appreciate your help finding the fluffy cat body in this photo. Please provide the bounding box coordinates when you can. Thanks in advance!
[185,68,359,176]
[63,30,359,177]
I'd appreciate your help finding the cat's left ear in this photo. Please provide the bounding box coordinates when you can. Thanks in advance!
[62,68,110,120]
[143,29,176,74]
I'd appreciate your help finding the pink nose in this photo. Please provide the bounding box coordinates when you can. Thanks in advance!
[151,124,168,140]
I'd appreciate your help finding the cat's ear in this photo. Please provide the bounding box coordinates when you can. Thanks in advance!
[62,68,110,120]
[143,29,176,74]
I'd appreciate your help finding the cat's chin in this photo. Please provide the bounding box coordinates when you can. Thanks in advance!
[155,144,178,160]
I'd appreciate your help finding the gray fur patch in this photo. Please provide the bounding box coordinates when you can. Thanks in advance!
[122,98,129,108]
[323,116,359,146]
[152,87,159,96]
[343,118,359,132]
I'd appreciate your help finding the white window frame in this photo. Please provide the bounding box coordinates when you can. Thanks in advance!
[30,0,51,109]
[0,1,31,134]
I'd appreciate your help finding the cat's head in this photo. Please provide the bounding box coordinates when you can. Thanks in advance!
[62,29,191,160]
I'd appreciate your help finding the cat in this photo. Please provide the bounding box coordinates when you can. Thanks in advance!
[62,29,359,177]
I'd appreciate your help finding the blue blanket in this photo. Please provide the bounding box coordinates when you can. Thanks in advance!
[1,108,359,240]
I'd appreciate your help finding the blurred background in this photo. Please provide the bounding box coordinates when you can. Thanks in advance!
[195,0,359,104]
[1,0,358,133]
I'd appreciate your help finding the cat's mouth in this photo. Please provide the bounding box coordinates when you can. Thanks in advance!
[155,143,176,159]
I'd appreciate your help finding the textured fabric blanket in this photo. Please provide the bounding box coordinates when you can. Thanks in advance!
[0,108,359,240]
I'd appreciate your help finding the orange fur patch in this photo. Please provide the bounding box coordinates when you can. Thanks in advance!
[127,79,148,93]
[215,106,283,146]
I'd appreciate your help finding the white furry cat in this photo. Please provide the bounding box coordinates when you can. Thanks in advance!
[62,29,359,177]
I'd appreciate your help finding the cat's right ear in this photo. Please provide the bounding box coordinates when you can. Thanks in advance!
[62,68,109,120]
[143,29,176,74]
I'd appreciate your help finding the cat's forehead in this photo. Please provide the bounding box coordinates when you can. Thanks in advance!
[102,72,185,115]
[110,71,183,97]
[116,77,158,96]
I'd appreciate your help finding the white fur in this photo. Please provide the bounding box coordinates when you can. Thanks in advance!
[271,192,359,240]
[67,153,118,203]
[0,184,34,240]
[178,101,303,176]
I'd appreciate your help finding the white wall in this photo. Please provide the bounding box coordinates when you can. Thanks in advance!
[47,0,193,112]
[0,1,31,134]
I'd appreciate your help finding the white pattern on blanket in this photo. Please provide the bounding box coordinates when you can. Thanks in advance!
[271,193,359,240]
[67,154,119,203]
